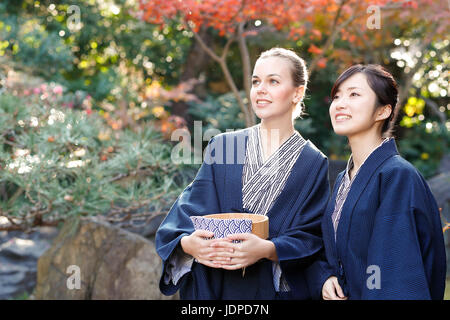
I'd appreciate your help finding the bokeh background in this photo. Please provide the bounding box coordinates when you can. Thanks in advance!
[0,0,448,300]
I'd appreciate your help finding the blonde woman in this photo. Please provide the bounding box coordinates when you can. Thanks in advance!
[156,48,332,299]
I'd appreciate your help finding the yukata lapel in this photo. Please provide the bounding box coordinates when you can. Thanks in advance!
[241,127,299,207]
[265,141,319,237]
[325,172,344,267]
[224,130,249,212]
[334,139,399,261]
[241,126,264,198]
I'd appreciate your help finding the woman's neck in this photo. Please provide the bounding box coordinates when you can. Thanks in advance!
[259,118,295,161]
[348,132,383,176]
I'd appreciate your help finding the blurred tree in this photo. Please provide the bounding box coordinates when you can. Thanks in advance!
[138,0,419,127]
[0,0,193,100]
[138,0,448,177]
[1,0,447,178]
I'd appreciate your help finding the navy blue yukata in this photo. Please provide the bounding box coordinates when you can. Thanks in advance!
[321,138,447,299]
[156,128,332,300]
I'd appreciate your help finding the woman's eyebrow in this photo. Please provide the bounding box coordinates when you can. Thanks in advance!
[252,73,281,78]
[346,86,362,90]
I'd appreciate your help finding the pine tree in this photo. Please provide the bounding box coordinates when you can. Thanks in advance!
[0,87,196,232]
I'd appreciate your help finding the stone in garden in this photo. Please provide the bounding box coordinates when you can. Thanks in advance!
[35,217,177,300]
[0,227,58,299]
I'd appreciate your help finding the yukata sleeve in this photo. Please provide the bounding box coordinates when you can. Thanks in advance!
[271,156,332,299]
[362,167,445,300]
[155,138,221,296]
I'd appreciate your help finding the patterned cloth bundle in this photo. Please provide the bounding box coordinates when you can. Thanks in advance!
[190,216,252,242]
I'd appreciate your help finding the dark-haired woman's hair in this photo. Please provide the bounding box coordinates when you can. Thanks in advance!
[330,64,399,137]
[259,47,308,119]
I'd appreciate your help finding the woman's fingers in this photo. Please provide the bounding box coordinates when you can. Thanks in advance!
[196,258,222,269]
[322,276,348,300]
[332,277,347,299]
[190,232,258,270]
[192,229,214,239]
[322,278,335,300]
[226,233,252,242]
[218,261,244,270]
[210,238,235,250]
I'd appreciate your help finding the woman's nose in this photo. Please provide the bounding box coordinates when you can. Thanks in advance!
[256,83,267,94]
[334,98,348,110]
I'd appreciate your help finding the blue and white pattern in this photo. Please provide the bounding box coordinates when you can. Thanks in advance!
[242,125,306,216]
[190,216,253,239]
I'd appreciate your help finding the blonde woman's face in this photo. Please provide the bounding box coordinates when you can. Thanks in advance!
[250,57,303,122]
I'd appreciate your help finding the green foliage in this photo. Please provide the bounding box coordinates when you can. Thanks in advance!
[0,0,447,183]
[0,0,193,101]
[188,91,247,132]
[0,16,74,78]
[397,122,449,178]
[301,63,342,154]
[10,291,30,300]
[0,92,196,230]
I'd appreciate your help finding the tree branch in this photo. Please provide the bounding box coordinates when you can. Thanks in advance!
[309,0,351,73]
[237,21,255,126]
[186,20,253,126]
[189,25,222,63]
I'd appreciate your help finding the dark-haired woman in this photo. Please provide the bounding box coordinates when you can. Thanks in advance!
[156,48,332,300]
[321,64,446,300]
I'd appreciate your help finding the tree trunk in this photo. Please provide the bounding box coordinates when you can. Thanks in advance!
[190,25,255,127]
[237,22,256,126]
[172,26,213,123]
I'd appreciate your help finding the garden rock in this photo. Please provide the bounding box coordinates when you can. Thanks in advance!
[0,227,59,299]
[35,216,177,300]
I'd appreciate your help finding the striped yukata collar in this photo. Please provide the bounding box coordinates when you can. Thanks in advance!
[242,124,306,216]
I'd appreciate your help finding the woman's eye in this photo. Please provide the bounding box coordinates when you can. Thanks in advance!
[270,79,279,84]
[252,80,259,85]
[350,92,360,97]
[332,95,339,100]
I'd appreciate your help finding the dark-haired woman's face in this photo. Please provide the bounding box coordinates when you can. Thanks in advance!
[329,73,384,138]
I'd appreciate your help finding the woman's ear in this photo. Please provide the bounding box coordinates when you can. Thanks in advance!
[293,86,305,104]
[376,104,392,121]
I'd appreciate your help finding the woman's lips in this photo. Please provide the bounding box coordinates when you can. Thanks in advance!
[335,113,351,122]
[255,99,272,107]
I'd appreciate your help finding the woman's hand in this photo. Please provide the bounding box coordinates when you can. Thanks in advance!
[322,276,347,300]
[180,230,233,268]
[209,233,277,270]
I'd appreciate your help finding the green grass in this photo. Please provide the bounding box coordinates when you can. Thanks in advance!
[10,291,30,300]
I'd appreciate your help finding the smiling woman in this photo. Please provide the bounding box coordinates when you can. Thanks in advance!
[329,65,399,140]
[321,64,447,300]
[156,47,333,300]
[252,48,308,122]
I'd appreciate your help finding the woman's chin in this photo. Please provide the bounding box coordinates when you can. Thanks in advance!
[253,111,272,121]
[332,127,351,137]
